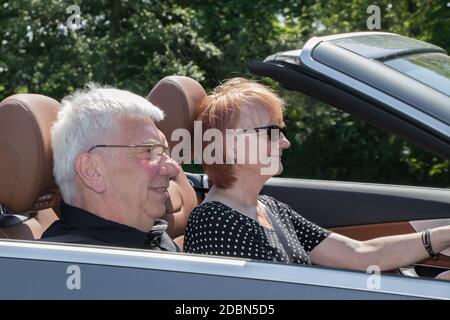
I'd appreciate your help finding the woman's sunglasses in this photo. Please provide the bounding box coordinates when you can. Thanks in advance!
[240,125,287,141]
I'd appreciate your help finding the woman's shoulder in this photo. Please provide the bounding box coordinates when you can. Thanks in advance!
[258,194,302,224]
[189,201,235,220]
[258,194,292,212]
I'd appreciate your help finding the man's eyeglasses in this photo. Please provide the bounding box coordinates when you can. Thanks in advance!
[88,144,169,162]
[239,125,287,141]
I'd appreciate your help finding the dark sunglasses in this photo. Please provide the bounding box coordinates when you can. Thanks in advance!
[240,125,287,141]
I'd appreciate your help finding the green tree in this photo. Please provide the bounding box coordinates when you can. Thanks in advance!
[0,0,448,187]
[0,0,221,100]
[275,0,450,187]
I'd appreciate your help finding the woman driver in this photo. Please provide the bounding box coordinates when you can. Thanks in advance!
[184,77,450,280]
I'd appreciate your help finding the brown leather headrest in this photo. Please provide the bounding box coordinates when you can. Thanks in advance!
[147,76,205,237]
[0,94,60,213]
[147,75,206,149]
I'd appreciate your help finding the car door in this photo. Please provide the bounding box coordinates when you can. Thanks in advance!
[1,239,449,299]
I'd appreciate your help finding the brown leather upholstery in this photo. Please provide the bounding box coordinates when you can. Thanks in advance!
[330,222,416,241]
[148,75,207,149]
[0,94,60,211]
[0,208,58,239]
[0,94,60,239]
[147,76,206,240]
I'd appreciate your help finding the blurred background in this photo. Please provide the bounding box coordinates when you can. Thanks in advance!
[0,0,449,187]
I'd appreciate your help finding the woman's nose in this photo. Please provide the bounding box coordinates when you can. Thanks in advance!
[280,134,291,150]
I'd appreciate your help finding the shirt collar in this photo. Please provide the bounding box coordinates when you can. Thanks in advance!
[59,202,168,249]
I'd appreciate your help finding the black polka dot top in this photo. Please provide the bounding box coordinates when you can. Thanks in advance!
[184,195,331,265]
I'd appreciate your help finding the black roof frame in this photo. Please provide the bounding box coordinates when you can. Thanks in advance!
[248,59,450,160]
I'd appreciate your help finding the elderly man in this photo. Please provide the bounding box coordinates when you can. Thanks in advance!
[41,84,180,251]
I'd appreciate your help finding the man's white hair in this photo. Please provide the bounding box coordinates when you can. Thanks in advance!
[52,83,164,204]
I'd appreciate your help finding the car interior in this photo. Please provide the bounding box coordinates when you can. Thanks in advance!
[0,75,449,279]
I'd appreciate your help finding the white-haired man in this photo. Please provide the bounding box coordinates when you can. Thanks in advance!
[42,84,180,251]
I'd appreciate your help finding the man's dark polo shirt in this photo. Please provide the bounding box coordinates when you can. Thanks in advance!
[41,203,179,252]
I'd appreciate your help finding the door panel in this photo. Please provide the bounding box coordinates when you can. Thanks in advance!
[331,221,450,269]
[262,177,450,270]
[187,173,450,270]
[1,258,415,299]
[187,173,450,230]
[261,177,450,228]
[3,239,447,300]
[330,221,415,239]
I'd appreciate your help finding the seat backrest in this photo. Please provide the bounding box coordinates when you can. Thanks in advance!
[0,94,60,239]
[147,76,206,241]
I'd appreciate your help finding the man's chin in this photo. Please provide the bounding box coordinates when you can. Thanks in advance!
[148,205,167,221]
[146,193,170,219]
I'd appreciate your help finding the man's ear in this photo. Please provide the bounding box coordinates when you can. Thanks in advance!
[75,153,107,193]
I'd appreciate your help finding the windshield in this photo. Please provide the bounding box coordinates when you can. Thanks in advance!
[384,52,450,97]
[329,34,442,59]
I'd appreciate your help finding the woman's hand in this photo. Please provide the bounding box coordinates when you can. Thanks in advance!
[435,270,450,281]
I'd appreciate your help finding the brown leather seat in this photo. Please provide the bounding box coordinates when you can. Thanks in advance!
[147,75,207,248]
[0,94,60,239]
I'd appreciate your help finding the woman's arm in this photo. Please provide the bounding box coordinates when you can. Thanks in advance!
[309,225,450,271]
[436,270,450,280]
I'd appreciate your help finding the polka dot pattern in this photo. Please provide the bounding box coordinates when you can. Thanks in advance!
[184,195,331,265]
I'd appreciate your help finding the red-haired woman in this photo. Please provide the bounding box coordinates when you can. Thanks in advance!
[184,78,450,280]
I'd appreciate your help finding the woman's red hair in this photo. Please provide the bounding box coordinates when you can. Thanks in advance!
[198,78,285,188]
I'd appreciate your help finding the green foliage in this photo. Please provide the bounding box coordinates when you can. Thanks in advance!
[272,0,450,187]
[280,91,450,187]
[0,0,220,99]
[0,0,448,187]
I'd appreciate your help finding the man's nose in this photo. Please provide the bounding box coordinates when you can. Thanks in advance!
[159,154,180,178]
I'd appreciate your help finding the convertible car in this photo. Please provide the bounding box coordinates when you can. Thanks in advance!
[0,32,449,299]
